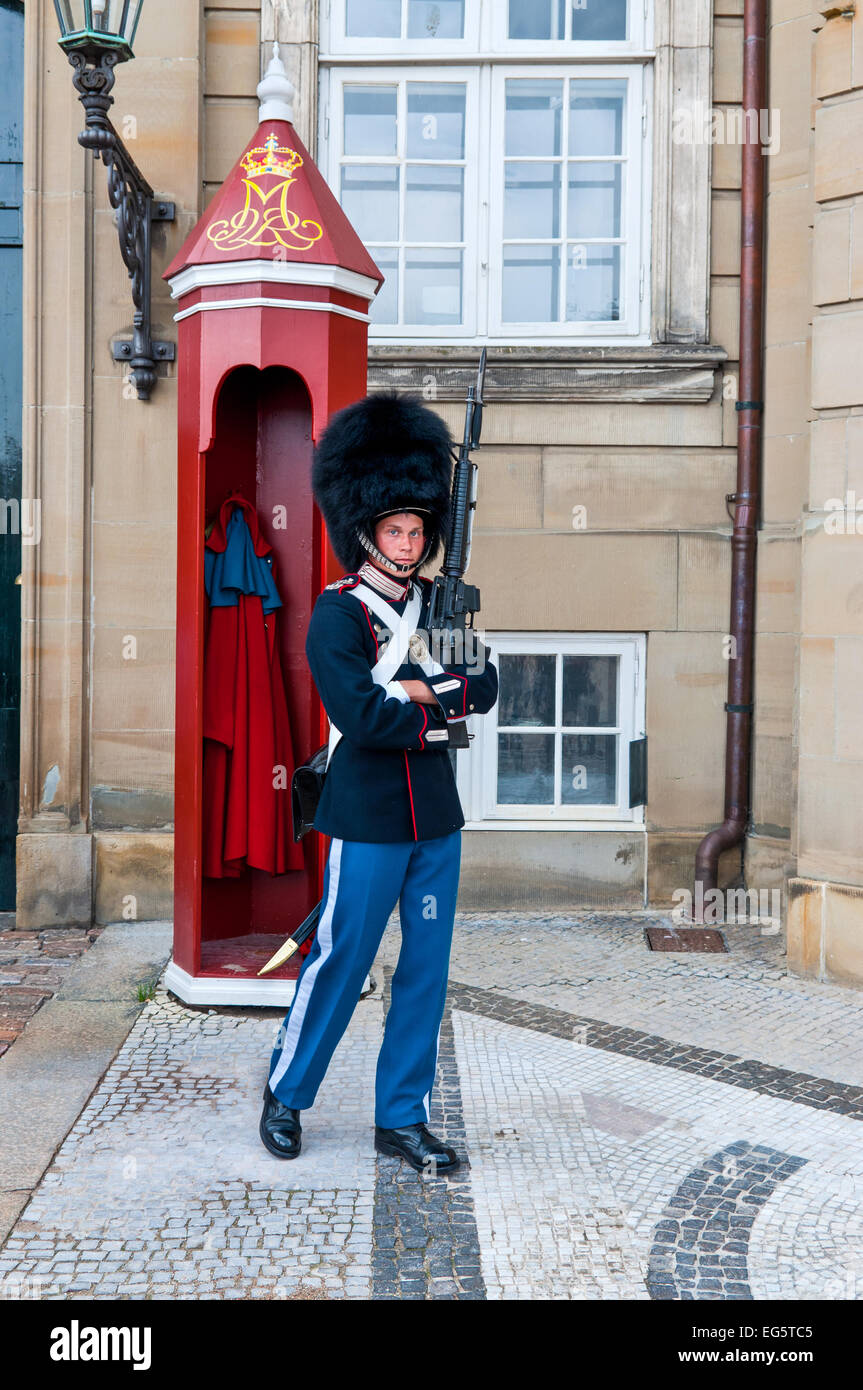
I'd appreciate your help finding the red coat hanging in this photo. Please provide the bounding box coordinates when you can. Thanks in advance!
[202,493,305,878]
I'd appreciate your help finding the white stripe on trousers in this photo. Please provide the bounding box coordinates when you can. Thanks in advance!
[422,1020,443,1122]
[268,837,343,1095]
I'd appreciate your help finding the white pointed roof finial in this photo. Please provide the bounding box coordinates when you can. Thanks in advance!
[257,40,295,123]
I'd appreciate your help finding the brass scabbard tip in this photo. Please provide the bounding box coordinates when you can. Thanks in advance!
[257,937,299,976]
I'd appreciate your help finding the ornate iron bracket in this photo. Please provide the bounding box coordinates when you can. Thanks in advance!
[66,48,175,401]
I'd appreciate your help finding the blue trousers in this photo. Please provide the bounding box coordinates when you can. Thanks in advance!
[267,830,461,1129]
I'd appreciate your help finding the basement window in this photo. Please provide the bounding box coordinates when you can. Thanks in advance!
[452,631,646,828]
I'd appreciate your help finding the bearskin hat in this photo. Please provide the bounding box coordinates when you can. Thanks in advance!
[312,391,454,574]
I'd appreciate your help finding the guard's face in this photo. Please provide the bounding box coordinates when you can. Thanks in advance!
[374,512,426,568]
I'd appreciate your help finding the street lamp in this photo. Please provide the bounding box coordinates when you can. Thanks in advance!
[54,1,175,400]
[53,1,145,58]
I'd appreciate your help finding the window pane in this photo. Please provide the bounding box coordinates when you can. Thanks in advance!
[368,247,399,323]
[566,244,621,321]
[508,0,564,39]
[344,86,398,156]
[569,80,626,157]
[571,0,628,41]
[561,734,617,805]
[340,165,400,242]
[405,164,463,241]
[345,0,401,37]
[562,655,618,727]
[406,83,466,160]
[407,0,465,38]
[498,653,556,726]
[568,161,622,239]
[505,80,562,158]
[404,247,462,323]
[503,244,560,323]
[504,162,561,239]
[498,733,555,805]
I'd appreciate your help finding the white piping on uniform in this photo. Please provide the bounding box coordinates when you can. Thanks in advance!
[269,838,343,1094]
[423,1019,443,1123]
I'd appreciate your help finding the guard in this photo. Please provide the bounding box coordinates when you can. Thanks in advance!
[260,391,498,1174]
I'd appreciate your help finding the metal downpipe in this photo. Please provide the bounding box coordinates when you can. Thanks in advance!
[693,0,767,918]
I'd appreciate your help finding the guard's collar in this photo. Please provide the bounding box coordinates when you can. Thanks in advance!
[358,559,415,600]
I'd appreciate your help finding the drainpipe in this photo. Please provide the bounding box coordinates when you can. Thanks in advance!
[694,0,767,917]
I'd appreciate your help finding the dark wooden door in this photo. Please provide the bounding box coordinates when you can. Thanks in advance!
[0,1,24,908]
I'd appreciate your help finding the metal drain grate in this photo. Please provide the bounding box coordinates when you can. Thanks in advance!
[644,926,727,953]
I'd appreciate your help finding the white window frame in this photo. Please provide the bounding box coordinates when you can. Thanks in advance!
[323,0,651,57]
[324,66,481,338]
[321,0,715,346]
[320,63,650,343]
[454,632,646,830]
[488,63,648,340]
[326,0,481,55]
[490,0,649,55]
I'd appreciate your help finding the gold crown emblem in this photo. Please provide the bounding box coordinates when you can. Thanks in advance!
[240,132,303,180]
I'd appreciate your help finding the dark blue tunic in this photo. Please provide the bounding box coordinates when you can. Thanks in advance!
[305,572,499,842]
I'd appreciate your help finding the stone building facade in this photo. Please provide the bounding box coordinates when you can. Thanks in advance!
[10,1,863,986]
[783,2,863,985]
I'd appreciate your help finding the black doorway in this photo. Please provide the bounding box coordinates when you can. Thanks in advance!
[0,1,24,908]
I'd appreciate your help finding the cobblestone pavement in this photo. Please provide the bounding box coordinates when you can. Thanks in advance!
[0,915,103,1060]
[2,911,863,1300]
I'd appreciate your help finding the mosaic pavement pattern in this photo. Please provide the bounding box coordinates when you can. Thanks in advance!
[372,969,485,1300]
[2,911,863,1301]
[0,921,103,1059]
[645,1143,809,1300]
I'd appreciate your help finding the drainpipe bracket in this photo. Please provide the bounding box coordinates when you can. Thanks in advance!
[724,702,754,714]
[725,492,761,526]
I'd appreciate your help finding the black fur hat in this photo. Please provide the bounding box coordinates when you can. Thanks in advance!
[312,391,454,575]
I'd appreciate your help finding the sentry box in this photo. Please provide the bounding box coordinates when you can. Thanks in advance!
[162,46,382,1006]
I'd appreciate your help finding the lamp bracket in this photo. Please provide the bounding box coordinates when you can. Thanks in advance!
[112,340,176,363]
[65,46,176,401]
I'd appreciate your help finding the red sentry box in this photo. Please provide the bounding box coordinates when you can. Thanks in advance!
[162,113,382,1005]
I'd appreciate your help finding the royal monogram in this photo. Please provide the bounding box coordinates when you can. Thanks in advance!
[206,132,324,253]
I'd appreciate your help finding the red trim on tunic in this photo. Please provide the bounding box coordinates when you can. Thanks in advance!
[449,672,468,718]
[359,601,379,653]
[404,750,418,840]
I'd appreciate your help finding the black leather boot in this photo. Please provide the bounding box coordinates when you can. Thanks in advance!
[374,1122,460,1174]
[259,1080,302,1159]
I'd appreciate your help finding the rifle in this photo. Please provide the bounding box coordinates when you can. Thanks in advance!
[259,353,488,978]
[427,348,487,750]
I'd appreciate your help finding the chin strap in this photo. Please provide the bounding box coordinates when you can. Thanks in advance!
[357,527,433,575]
